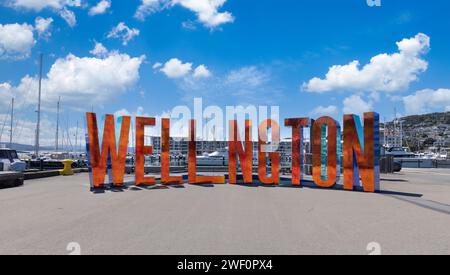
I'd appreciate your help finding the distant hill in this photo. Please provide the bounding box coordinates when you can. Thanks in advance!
[401,112,450,128]
[398,112,450,151]
[0,142,54,152]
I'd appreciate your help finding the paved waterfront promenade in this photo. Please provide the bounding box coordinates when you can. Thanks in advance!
[1,169,450,255]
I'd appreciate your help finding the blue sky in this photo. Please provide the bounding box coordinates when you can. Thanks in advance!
[1,0,450,145]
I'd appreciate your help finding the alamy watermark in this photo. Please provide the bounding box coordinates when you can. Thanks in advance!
[367,242,382,255]
[117,98,281,152]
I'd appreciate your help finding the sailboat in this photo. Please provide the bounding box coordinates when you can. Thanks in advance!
[0,99,26,172]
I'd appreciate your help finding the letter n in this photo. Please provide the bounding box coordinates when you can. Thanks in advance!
[228,120,253,184]
[86,113,130,189]
[343,112,380,192]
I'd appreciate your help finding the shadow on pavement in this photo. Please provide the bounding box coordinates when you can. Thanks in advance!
[89,177,423,199]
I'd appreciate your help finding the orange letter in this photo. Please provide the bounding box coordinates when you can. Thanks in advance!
[312,117,339,188]
[86,113,130,188]
[136,117,156,186]
[188,120,225,184]
[228,120,253,184]
[343,112,380,192]
[161,118,183,185]
[258,119,280,185]
[284,118,310,186]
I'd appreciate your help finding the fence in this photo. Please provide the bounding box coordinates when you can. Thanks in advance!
[397,159,450,169]
[300,154,396,175]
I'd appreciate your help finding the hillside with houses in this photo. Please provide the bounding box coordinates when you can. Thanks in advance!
[393,112,450,151]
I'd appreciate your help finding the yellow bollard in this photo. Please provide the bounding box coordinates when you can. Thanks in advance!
[60,159,74,176]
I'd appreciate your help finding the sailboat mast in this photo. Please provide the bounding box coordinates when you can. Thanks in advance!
[9,98,14,148]
[75,120,79,152]
[56,96,60,151]
[35,53,43,157]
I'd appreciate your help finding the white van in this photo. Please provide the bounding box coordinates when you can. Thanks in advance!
[0,148,27,172]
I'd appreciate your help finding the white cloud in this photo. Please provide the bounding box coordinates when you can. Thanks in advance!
[403,89,450,114]
[0,83,14,111]
[35,17,53,38]
[89,42,108,57]
[303,33,430,93]
[6,52,145,111]
[0,23,35,60]
[343,95,374,115]
[135,0,234,28]
[193,64,211,78]
[310,105,338,117]
[172,0,234,28]
[115,106,150,118]
[89,0,111,16]
[59,7,77,27]
[0,113,60,146]
[135,0,169,21]
[8,0,81,27]
[0,82,12,91]
[114,107,187,138]
[225,66,269,88]
[8,0,81,11]
[160,58,192,78]
[157,59,211,79]
[107,22,140,46]
[181,20,197,30]
[179,65,280,105]
[152,62,162,69]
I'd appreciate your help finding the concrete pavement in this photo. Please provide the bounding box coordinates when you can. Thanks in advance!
[1,169,450,255]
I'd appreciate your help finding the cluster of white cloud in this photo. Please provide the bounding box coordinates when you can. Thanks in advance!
[89,41,109,57]
[7,0,80,11]
[173,0,234,28]
[403,89,450,115]
[301,33,450,116]
[303,33,430,93]
[114,106,191,138]
[1,50,145,110]
[107,22,140,46]
[160,58,192,78]
[135,0,169,21]
[8,0,81,27]
[177,65,279,105]
[7,0,235,28]
[343,94,374,115]
[35,17,54,38]
[158,58,211,79]
[135,0,234,28]
[0,83,14,110]
[0,113,62,146]
[0,18,54,60]
[89,0,111,16]
[193,64,211,78]
[0,0,235,63]
[0,23,35,60]
[225,66,269,88]
[310,105,338,117]
[58,6,77,27]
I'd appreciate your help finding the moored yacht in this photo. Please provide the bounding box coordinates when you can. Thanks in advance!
[196,149,229,166]
[0,148,27,172]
